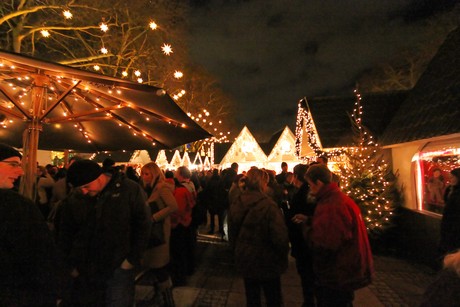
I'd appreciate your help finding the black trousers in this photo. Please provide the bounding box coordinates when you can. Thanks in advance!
[316,286,354,307]
[243,277,282,307]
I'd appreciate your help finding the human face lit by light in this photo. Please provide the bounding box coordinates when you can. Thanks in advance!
[0,157,24,189]
[141,168,154,185]
[78,177,103,197]
[306,178,323,196]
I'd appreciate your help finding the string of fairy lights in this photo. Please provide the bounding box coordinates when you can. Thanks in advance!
[0,5,234,150]
[294,89,398,235]
[339,88,396,235]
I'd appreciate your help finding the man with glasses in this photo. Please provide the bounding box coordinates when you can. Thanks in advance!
[58,159,151,306]
[0,143,61,306]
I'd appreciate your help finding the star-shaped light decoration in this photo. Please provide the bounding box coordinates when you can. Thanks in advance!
[149,21,158,30]
[174,71,183,79]
[63,10,73,19]
[161,44,173,55]
[100,22,109,32]
[122,71,128,77]
[40,30,50,37]
[100,47,108,54]
[134,70,141,77]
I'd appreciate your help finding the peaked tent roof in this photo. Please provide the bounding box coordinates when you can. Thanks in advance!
[267,126,299,162]
[306,91,408,148]
[380,26,460,146]
[220,126,267,165]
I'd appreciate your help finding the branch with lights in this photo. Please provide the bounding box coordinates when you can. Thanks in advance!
[338,88,401,239]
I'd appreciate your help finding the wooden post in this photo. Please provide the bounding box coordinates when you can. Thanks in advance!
[19,74,47,200]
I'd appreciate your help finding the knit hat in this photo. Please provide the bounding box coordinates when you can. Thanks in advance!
[0,143,22,161]
[67,159,102,188]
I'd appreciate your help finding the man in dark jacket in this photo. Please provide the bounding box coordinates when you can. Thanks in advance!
[297,164,374,306]
[284,163,317,307]
[58,159,151,306]
[0,143,62,306]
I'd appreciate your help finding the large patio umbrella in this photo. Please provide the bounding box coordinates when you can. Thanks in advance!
[0,50,212,198]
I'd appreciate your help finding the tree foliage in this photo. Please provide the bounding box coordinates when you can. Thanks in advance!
[357,4,459,92]
[337,90,402,240]
[0,0,236,143]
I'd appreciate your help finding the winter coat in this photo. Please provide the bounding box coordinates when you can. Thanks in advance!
[142,180,178,268]
[285,183,315,259]
[170,181,194,228]
[440,184,460,255]
[58,172,151,280]
[0,189,61,306]
[310,183,374,291]
[228,190,289,280]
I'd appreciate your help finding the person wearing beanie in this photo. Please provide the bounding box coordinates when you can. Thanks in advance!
[439,167,460,256]
[58,159,151,306]
[0,143,62,306]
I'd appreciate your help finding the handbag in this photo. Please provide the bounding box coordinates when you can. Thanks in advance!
[148,200,165,247]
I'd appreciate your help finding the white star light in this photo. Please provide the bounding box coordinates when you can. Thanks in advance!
[100,47,108,54]
[100,22,109,32]
[161,44,173,55]
[174,71,183,79]
[149,21,158,30]
[63,10,73,19]
[40,30,50,37]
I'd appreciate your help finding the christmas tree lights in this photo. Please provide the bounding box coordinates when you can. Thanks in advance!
[338,88,401,239]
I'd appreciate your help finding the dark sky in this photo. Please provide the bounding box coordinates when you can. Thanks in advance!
[187,0,457,141]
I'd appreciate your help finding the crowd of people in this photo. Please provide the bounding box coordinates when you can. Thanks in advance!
[1,141,459,306]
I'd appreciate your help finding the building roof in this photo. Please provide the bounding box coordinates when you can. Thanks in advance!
[306,91,407,148]
[380,26,460,145]
[213,143,232,165]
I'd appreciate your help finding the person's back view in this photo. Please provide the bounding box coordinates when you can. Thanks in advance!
[229,168,289,306]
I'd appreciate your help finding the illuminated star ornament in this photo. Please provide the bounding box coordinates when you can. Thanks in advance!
[161,44,173,55]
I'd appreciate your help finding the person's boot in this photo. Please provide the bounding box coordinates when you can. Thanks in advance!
[155,278,175,307]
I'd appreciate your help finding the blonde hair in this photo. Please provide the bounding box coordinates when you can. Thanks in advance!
[140,162,165,189]
[444,249,460,276]
[245,168,269,192]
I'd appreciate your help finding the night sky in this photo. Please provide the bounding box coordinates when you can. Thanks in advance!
[187,0,458,140]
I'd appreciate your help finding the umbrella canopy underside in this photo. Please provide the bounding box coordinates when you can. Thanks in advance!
[0,50,212,152]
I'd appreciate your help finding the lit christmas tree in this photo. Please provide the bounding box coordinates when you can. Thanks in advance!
[338,88,401,240]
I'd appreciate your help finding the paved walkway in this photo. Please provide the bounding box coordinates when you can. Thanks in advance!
[136,229,437,306]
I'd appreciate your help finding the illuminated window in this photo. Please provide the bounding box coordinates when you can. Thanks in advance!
[413,139,460,215]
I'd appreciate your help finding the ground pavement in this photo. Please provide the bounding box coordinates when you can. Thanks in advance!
[135,228,438,307]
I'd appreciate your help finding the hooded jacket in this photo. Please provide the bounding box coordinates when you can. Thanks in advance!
[229,190,289,280]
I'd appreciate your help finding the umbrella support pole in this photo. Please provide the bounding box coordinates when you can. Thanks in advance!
[19,74,47,200]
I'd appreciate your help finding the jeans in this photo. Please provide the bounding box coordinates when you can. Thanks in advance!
[105,267,135,307]
[244,277,282,307]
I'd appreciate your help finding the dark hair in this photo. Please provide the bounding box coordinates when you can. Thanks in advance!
[176,166,191,179]
[451,168,460,183]
[165,170,174,179]
[245,168,269,192]
[305,164,332,184]
[281,162,287,168]
[317,155,328,164]
[293,164,309,183]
